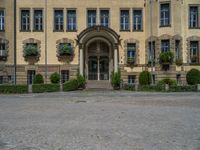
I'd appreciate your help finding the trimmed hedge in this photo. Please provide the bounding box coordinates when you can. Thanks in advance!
[50,72,60,84]
[32,84,60,93]
[186,69,200,85]
[63,79,79,91]
[169,85,197,92]
[139,71,151,85]
[0,85,28,94]
[33,74,44,84]
[138,85,165,92]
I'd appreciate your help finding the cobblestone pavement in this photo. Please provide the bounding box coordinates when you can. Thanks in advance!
[0,91,200,150]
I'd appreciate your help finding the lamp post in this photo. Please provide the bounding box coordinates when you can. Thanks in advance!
[150,0,154,85]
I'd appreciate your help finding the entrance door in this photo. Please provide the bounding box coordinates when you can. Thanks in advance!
[27,70,35,85]
[100,56,109,80]
[88,56,98,80]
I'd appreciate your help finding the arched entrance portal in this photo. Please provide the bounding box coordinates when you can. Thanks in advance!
[86,40,112,81]
[77,26,120,83]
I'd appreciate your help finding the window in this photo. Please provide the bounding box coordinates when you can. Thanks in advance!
[54,10,64,31]
[148,41,155,61]
[67,10,76,31]
[0,43,6,57]
[189,6,199,28]
[160,3,170,26]
[61,70,69,83]
[120,10,129,31]
[33,10,43,31]
[161,40,170,52]
[133,10,142,31]
[87,10,96,27]
[190,41,199,63]
[21,9,30,31]
[100,10,109,27]
[176,74,181,85]
[0,9,5,31]
[127,43,136,59]
[175,40,180,59]
[0,76,3,84]
[128,75,136,85]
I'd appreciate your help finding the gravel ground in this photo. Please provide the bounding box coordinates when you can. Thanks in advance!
[0,91,200,150]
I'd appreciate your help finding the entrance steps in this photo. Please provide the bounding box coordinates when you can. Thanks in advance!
[86,80,113,90]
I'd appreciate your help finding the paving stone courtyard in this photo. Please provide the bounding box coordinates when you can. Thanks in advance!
[0,91,200,150]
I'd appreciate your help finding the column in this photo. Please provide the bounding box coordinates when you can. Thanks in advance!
[79,45,84,75]
[114,45,118,72]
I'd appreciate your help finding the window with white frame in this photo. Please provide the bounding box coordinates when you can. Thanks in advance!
[189,6,199,28]
[0,9,5,31]
[127,43,136,59]
[128,75,136,85]
[120,10,129,31]
[54,9,64,31]
[133,9,142,31]
[190,41,199,63]
[34,9,43,31]
[100,9,109,27]
[161,40,170,52]
[160,3,170,26]
[148,41,155,62]
[21,10,30,31]
[175,40,180,59]
[67,10,76,31]
[87,10,96,27]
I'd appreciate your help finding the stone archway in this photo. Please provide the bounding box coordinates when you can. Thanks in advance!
[77,26,120,82]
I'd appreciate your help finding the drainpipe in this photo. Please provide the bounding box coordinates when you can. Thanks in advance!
[150,0,154,85]
[45,0,48,83]
[13,0,17,85]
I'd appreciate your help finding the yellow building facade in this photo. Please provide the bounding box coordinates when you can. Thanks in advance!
[0,0,200,86]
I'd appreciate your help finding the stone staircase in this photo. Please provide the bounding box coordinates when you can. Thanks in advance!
[86,80,113,90]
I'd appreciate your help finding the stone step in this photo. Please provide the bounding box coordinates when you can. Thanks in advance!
[86,80,113,90]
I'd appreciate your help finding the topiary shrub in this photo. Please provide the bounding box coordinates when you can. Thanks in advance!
[63,79,79,91]
[139,71,151,85]
[50,72,60,84]
[76,73,86,89]
[32,84,60,93]
[111,71,121,90]
[33,74,44,84]
[157,78,177,86]
[186,69,200,85]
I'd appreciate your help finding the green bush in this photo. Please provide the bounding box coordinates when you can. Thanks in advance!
[24,44,38,57]
[175,58,183,66]
[157,78,177,86]
[123,84,136,91]
[76,73,86,89]
[59,44,73,55]
[33,74,44,84]
[50,72,60,84]
[0,85,28,94]
[139,71,151,85]
[32,84,60,93]
[63,79,79,91]
[169,85,197,92]
[186,69,200,85]
[111,71,121,89]
[159,51,174,64]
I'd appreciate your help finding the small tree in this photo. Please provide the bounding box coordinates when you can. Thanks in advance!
[186,69,200,85]
[50,72,60,84]
[33,74,44,84]
[139,71,151,85]
[111,71,121,90]
[76,73,86,89]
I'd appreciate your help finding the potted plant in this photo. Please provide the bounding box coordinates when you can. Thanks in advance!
[59,44,73,56]
[111,71,121,90]
[23,44,39,63]
[127,57,135,65]
[159,51,174,64]
[175,58,183,66]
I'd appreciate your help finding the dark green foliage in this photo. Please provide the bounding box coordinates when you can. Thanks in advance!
[63,79,79,91]
[157,78,177,86]
[33,74,44,84]
[139,71,151,85]
[186,69,200,85]
[0,85,28,94]
[59,44,73,55]
[24,44,38,57]
[111,71,121,89]
[50,72,60,84]
[159,51,174,64]
[169,85,197,92]
[123,84,136,91]
[32,84,60,93]
[175,58,183,66]
[76,73,86,89]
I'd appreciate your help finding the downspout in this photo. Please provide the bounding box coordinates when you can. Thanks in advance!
[14,0,17,85]
[45,0,48,83]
